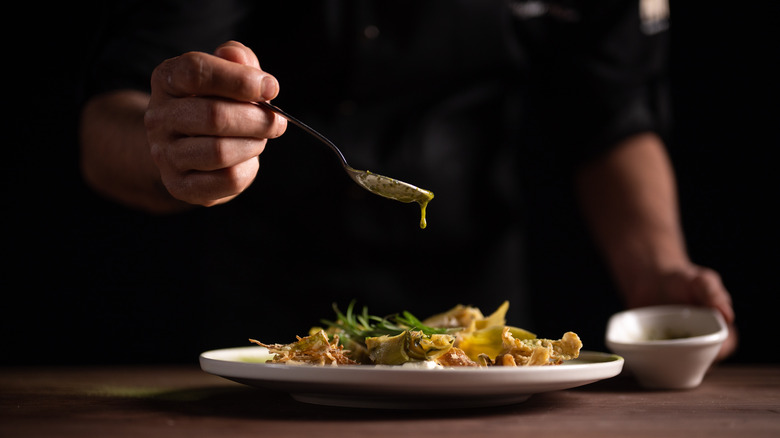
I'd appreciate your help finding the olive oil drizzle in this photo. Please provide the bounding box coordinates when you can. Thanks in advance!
[347,167,434,229]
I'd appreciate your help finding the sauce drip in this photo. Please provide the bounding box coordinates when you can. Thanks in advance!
[347,167,434,229]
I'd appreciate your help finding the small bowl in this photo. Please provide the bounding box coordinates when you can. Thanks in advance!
[605,305,728,389]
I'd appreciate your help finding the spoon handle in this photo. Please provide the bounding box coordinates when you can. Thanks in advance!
[255,101,349,168]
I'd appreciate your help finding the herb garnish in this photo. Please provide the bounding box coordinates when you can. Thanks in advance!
[320,301,459,347]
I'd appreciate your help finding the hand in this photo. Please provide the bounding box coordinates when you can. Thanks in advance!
[634,265,738,361]
[574,134,738,361]
[145,41,287,206]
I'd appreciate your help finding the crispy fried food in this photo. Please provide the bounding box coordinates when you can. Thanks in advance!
[250,330,357,365]
[250,302,582,368]
[422,301,511,333]
[434,347,480,367]
[481,328,582,366]
[455,325,536,361]
[421,304,486,331]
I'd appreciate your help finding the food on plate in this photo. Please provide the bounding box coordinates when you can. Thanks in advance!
[249,301,582,367]
[250,330,357,366]
[366,330,455,365]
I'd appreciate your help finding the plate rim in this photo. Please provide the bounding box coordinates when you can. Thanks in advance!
[200,346,623,384]
[199,346,623,408]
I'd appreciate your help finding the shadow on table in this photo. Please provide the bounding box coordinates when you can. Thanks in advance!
[131,384,574,420]
[569,373,643,393]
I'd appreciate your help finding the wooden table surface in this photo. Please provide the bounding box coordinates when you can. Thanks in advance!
[1,363,778,437]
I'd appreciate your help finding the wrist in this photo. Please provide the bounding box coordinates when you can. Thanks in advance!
[80,90,194,213]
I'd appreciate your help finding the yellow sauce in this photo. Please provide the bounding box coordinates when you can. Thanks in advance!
[347,167,434,229]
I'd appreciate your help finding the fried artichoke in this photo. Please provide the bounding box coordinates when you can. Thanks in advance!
[250,301,582,367]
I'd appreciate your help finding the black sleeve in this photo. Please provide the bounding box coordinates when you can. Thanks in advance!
[79,0,250,104]
[512,0,671,167]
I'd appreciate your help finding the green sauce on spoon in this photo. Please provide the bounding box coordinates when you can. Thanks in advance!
[347,167,434,229]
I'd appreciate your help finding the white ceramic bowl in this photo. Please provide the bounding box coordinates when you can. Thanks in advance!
[605,305,728,389]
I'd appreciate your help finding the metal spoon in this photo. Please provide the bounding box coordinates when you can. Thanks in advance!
[256,101,434,229]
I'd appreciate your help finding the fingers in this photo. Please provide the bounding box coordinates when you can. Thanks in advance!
[145,41,288,206]
[150,47,278,102]
[146,96,286,139]
[717,323,739,361]
[632,265,738,361]
[674,266,738,361]
[689,267,735,324]
[214,40,261,68]
[146,98,281,205]
[150,135,262,207]
[688,268,738,361]
[156,136,267,173]
[168,158,261,207]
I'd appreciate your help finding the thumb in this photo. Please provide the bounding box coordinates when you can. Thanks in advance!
[690,267,735,324]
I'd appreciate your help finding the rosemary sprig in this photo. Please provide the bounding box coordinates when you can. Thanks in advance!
[320,300,459,347]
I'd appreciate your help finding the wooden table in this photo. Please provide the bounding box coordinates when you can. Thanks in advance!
[1,364,778,437]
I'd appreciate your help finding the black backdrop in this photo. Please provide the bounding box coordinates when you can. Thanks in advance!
[4,2,777,364]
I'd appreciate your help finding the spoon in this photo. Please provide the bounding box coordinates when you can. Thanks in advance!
[256,101,434,229]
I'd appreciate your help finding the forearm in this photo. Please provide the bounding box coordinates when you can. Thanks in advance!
[79,90,191,213]
[575,132,689,306]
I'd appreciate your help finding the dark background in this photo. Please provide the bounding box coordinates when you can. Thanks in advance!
[4,3,777,365]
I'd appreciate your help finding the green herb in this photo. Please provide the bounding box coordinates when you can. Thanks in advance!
[320,300,459,347]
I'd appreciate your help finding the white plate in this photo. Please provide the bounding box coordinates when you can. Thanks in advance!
[200,346,624,409]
